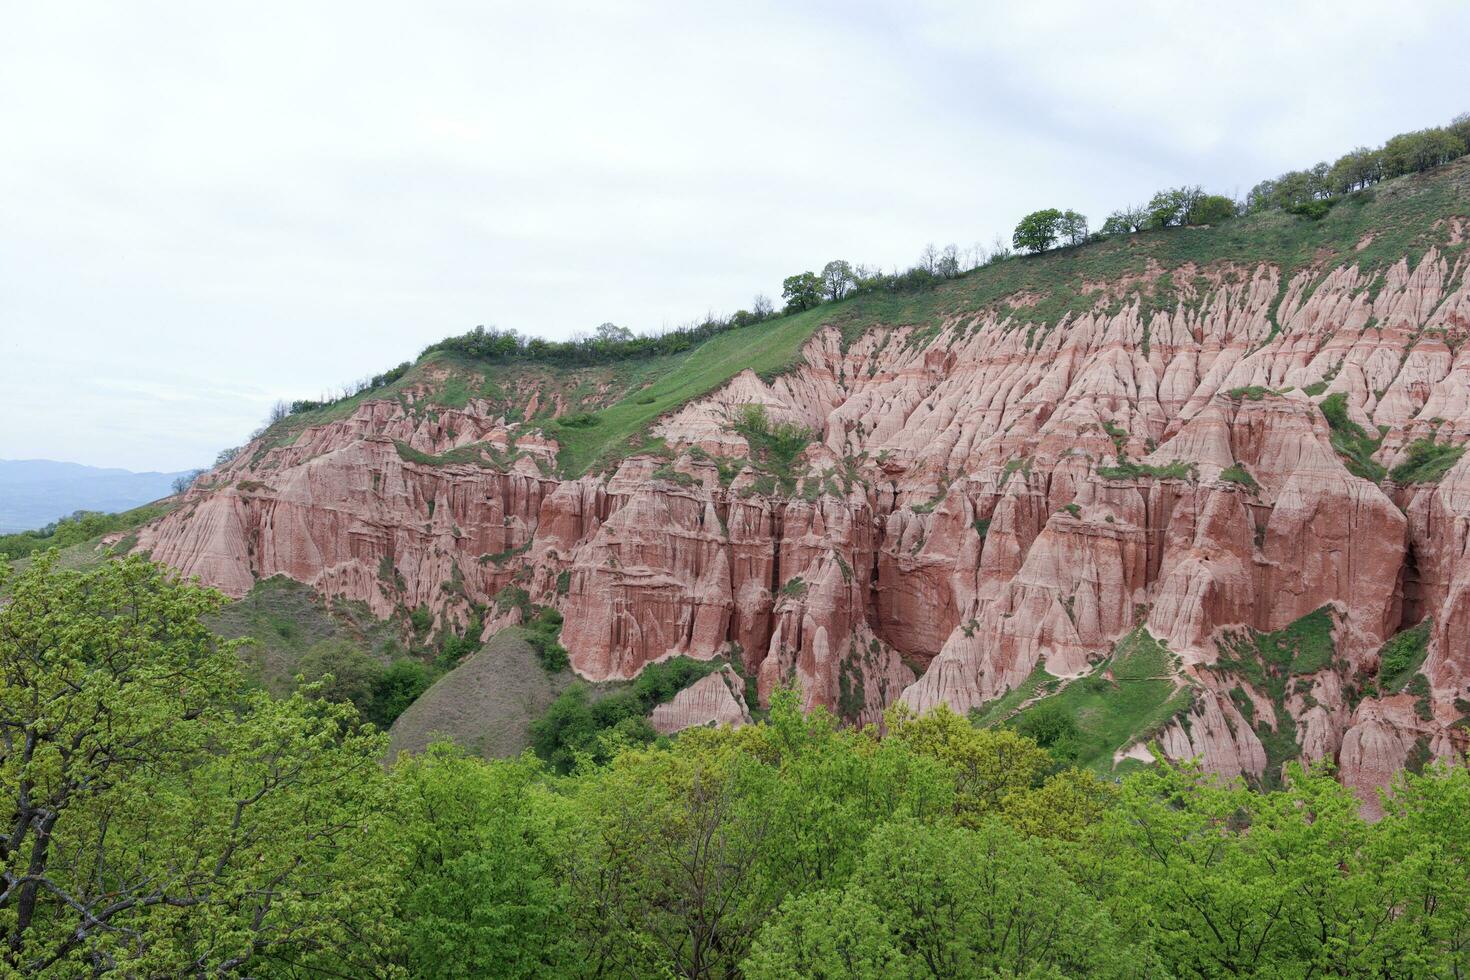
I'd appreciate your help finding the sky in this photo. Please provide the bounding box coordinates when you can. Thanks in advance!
[3,1,1469,472]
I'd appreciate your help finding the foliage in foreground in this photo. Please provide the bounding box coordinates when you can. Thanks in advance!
[3,554,1469,978]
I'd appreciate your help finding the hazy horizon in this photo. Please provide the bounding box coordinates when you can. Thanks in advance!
[4,1,1470,471]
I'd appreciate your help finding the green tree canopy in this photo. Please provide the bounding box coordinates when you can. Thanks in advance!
[1012,208,1064,254]
[1059,209,1089,246]
[820,259,854,301]
[0,554,391,976]
[782,271,823,313]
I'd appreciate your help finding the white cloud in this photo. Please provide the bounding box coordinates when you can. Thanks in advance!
[2,0,1466,469]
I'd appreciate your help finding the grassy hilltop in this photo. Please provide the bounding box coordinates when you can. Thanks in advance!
[254,155,1470,478]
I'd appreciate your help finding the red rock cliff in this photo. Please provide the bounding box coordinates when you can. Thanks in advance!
[138,245,1470,804]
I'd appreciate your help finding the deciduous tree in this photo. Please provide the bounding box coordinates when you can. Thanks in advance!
[781,272,823,313]
[1011,208,1064,254]
[0,555,391,976]
[820,259,855,301]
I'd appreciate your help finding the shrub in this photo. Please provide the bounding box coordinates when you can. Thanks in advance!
[371,659,435,727]
[732,405,814,494]
[779,577,808,598]
[1226,385,1272,400]
[1286,199,1333,220]
[530,655,725,772]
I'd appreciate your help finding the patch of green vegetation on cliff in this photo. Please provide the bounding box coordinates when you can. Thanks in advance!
[729,404,816,494]
[1219,463,1259,489]
[1097,459,1195,481]
[1319,392,1387,482]
[968,663,1051,729]
[1211,606,1338,788]
[544,306,831,475]
[980,629,1191,774]
[1377,618,1433,693]
[1390,438,1465,484]
[391,437,551,475]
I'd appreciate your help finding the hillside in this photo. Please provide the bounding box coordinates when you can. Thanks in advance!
[131,158,1470,807]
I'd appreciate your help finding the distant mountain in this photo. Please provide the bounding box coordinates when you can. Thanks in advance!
[0,459,196,532]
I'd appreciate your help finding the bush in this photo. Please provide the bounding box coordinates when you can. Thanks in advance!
[1097,460,1194,480]
[371,659,436,727]
[732,405,814,495]
[1286,199,1333,220]
[296,639,383,712]
[421,315,758,369]
[529,655,727,773]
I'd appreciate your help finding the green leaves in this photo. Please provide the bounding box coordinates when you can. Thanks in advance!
[7,553,1470,977]
[1105,760,1470,978]
[751,819,1134,978]
[0,554,391,976]
[1012,207,1065,254]
[782,271,824,313]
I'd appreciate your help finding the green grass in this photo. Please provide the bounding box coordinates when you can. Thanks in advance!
[967,663,1051,728]
[1219,463,1259,489]
[1319,392,1387,482]
[542,307,831,475]
[1256,606,1336,674]
[981,630,1191,773]
[1390,439,1465,484]
[1097,459,1194,480]
[1377,619,1433,693]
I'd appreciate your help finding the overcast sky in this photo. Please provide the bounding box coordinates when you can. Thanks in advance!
[3,1,1468,471]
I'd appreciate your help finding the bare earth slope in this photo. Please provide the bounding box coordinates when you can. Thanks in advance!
[139,161,1470,809]
[386,631,573,758]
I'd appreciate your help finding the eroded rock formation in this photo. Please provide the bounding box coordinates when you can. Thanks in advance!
[648,666,752,735]
[138,242,1470,802]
